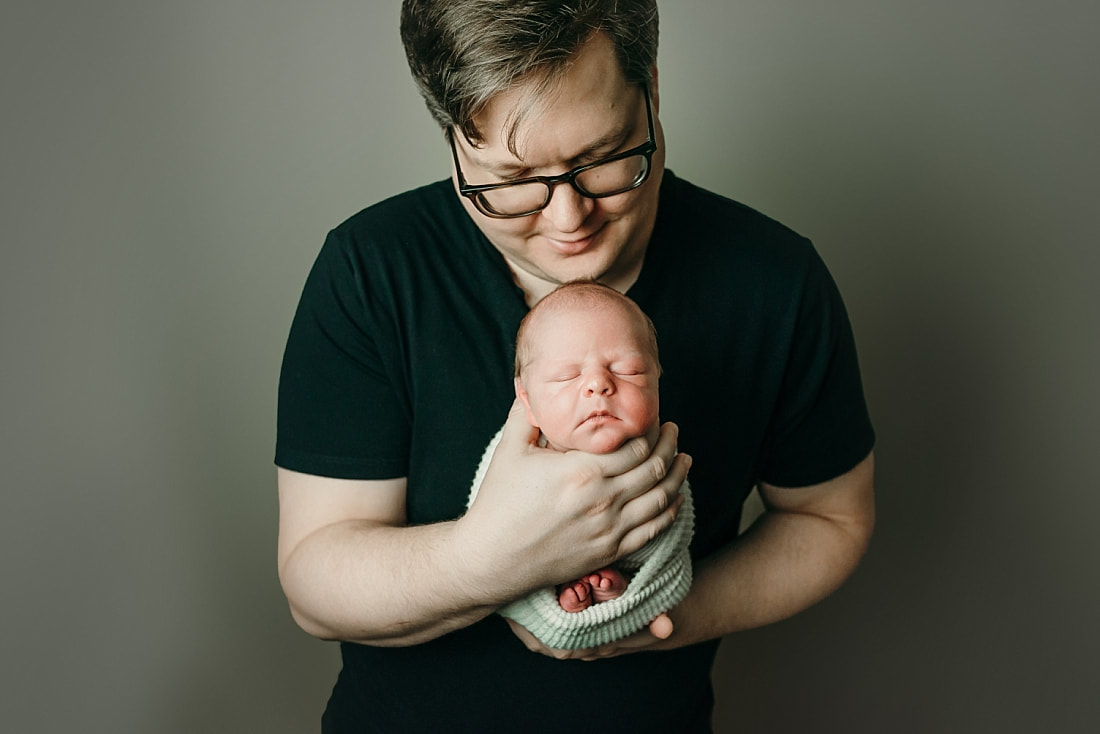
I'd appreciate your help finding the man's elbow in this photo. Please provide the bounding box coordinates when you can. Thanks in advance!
[281,591,440,647]
[277,553,349,642]
[835,452,877,565]
[837,485,876,575]
[286,601,342,641]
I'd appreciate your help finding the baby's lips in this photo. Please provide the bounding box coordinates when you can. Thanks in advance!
[580,410,617,425]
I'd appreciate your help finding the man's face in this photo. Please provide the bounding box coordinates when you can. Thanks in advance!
[449,33,665,301]
[515,303,660,454]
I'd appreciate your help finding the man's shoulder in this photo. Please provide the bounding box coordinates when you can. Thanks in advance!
[315,179,490,281]
[662,172,810,248]
[331,179,459,240]
[654,172,821,283]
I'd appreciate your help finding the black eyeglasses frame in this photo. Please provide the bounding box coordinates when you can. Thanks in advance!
[448,85,657,219]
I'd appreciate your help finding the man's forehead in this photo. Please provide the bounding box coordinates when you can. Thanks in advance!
[465,34,637,164]
[465,95,635,172]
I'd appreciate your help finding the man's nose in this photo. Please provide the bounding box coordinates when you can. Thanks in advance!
[540,181,593,233]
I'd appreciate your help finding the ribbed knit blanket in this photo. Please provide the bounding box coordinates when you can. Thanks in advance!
[467,428,694,649]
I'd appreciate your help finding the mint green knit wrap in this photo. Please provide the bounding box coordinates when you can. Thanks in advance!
[467,428,694,650]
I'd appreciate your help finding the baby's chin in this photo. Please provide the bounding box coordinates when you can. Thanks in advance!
[544,418,660,454]
[556,427,634,455]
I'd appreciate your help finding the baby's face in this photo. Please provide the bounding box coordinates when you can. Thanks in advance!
[516,304,659,454]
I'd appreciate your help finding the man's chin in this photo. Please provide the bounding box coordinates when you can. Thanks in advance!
[541,253,615,284]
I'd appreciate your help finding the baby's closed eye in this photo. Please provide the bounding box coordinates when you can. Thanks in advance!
[611,361,648,376]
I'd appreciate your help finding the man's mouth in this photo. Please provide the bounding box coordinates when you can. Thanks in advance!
[545,224,604,255]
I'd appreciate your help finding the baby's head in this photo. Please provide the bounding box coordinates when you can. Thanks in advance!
[514,282,661,454]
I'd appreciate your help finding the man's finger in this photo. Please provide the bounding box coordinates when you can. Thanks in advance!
[595,421,679,486]
[617,490,683,556]
[618,451,690,531]
[648,613,674,640]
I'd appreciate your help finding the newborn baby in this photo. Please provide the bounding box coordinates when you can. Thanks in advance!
[467,281,694,649]
[513,282,662,611]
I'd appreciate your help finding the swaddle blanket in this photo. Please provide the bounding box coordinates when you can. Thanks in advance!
[467,428,694,649]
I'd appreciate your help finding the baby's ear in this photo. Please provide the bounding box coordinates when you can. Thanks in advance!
[514,377,539,428]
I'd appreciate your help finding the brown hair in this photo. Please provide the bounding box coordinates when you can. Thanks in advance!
[400,0,658,153]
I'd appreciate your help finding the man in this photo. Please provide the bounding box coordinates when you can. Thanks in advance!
[276,1,875,731]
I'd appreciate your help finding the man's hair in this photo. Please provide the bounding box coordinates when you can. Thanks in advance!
[514,281,660,377]
[400,0,659,153]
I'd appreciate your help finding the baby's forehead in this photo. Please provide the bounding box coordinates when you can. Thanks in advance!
[532,300,642,338]
[536,298,630,325]
[529,303,653,353]
[515,284,661,376]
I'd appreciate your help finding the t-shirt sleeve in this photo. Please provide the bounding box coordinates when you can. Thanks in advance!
[758,246,875,488]
[275,227,411,479]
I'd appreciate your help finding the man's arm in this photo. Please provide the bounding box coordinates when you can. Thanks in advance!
[277,470,501,645]
[509,451,875,659]
[277,403,691,647]
[676,450,875,639]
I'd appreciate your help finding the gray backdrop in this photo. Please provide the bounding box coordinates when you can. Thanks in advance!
[3,1,1097,732]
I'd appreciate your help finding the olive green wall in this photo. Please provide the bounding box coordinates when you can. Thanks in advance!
[2,2,1096,731]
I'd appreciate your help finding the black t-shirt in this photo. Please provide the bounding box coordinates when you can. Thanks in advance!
[276,172,874,732]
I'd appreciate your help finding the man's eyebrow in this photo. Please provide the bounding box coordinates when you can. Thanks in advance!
[570,124,632,163]
[474,120,634,178]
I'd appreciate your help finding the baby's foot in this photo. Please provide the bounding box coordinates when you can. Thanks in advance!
[586,567,628,603]
[557,578,594,612]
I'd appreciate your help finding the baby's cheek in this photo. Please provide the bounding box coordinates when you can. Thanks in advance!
[621,396,659,438]
[639,389,661,423]
[587,429,633,455]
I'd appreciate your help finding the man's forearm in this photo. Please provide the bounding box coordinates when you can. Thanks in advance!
[275,420,694,650]
[673,509,871,645]
[522,490,875,662]
[280,518,506,646]
[661,455,876,648]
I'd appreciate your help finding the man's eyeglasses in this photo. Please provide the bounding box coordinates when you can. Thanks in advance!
[449,85,657,219]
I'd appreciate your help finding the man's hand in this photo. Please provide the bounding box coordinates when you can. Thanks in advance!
[507,452,876,659]
[455,399,691,604]
[506,613,676,661]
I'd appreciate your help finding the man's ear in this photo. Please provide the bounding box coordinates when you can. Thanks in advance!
[514,377,539,428]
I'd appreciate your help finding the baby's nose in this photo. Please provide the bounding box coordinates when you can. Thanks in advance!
[584,371,614,396]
